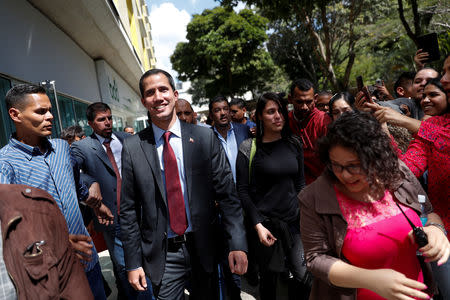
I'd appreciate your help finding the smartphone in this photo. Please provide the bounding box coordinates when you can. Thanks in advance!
[356,76,364,92]
[417,33,440,63]
[356,76,371,101]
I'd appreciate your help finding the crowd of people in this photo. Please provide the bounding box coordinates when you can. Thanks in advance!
[0,52,448,300]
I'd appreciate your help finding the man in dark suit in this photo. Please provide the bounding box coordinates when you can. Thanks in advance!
[209,95,251,300]
[209,95,250,182]
[121,69,248,300]
[71,102,153,299]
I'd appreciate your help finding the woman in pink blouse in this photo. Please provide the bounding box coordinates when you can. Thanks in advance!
[400,77,449,230]
[299,111,449,300]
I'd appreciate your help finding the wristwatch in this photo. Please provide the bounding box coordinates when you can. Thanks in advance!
[426,222,448,236]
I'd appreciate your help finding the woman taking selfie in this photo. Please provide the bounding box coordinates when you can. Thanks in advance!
[236,92,309,299]
[299,111,449,300]
[329,92,355,122]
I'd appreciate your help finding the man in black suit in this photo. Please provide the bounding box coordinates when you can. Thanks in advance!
[209,95,251,300]
[121,69,248,300]
[209,95,251,182]
[71,102,153,299]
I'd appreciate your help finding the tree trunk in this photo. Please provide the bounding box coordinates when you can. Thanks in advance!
[397,0,420,47]
[342,0,362,89]
[301,9,339,90]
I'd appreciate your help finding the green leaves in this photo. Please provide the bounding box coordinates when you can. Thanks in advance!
[170,7,276,104]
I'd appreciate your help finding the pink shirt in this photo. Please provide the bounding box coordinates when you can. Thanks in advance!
[401,113,450,230]
[336,188,423,299]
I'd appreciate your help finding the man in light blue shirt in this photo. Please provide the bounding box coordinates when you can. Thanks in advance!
[209,95,251,300]
[0,84,107,299]
[209,96,251,182]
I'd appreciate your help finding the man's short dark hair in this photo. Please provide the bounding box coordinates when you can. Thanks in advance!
[290,79,315,96]
[394,72,415,98]
[139,69,176,98]
[209,95,229,112]
[60,125,85,142]
[5,84,47,110]
[317,90,333,97]
[86,102,111,121]
[229,98,246,109]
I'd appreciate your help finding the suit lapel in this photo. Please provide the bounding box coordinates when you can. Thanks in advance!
[181,122,193,206]
[234,124,244,146]
[139,128,167,207]
[89,134,114,172]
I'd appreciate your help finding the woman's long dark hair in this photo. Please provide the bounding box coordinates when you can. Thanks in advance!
[255,92,292,144]
[328,92,355,116]
[318,111,403,191]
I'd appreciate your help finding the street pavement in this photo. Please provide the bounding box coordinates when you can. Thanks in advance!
[99,251,288,300]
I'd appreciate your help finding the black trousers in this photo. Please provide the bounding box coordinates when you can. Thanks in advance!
[250,226,309,300]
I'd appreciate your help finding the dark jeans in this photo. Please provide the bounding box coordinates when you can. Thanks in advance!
[86,262,107,300]
[103,223,154,300]
[431,259,450,299]
[252,225,310,300]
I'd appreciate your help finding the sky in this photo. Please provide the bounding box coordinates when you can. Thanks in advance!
[145,0,246,105]
[146,0,218,79]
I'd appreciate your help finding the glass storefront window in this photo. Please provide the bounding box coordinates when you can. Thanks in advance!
[73,100,92,136]
[112,115,123,131]
[0,77,14,147]
[57,95,76,131]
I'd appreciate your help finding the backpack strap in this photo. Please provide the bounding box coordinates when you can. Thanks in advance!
[249,138,256,182]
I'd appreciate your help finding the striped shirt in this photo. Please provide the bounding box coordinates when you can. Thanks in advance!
[0,137,98,272]
[0,226,17,299]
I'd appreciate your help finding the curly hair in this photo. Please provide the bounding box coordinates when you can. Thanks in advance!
[318,111,403,191]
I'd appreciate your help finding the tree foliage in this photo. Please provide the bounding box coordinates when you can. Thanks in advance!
[221,0,449,92]
[221,0,374,90]
[267,20,321,87]
[353,0,449,86]
[170,7,277,105]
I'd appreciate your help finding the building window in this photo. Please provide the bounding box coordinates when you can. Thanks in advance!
[0,77,13,147]
[73,100,92,136]
[112,115,123,131]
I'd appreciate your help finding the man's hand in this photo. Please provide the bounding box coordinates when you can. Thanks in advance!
[376,81,393,100]
[128,267,148,291]
[86,182,102,208]
[414,49,429,70]
[399,104,411,117]
[94,203,114,226]
[228,251,248,275]
[69,234,93,263]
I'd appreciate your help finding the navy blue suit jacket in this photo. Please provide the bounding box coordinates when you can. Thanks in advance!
[71,131,130,232]
[232,122,251,147]
[212,122,251,148]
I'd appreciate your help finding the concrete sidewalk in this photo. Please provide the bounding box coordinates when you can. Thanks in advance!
[99,251,288,300]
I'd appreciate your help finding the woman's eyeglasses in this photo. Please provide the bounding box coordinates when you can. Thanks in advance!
[328,162,362,175]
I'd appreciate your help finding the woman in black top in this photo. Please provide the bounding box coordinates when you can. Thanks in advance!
[236,92,308,300]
